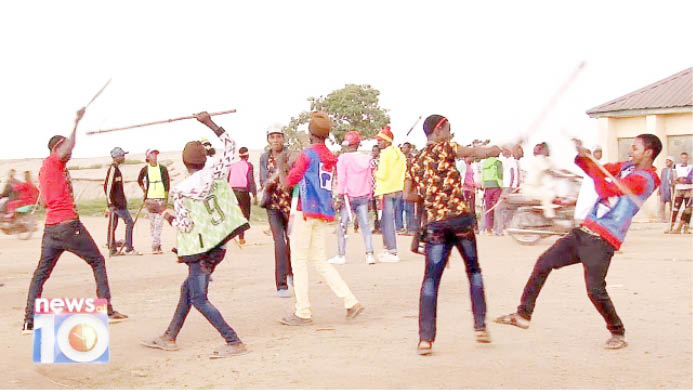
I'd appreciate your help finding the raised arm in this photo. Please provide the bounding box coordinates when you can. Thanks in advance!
[55,107,85,161]
[193,111,235,179]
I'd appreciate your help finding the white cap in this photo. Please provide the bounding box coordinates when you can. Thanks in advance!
[666,156,674,161]
[592,144,602,151]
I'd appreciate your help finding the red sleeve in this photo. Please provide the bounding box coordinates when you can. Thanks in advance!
[285,152,310,188]
[575,156,647,198]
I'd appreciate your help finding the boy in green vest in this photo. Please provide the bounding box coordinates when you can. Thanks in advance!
[141,111,250,359]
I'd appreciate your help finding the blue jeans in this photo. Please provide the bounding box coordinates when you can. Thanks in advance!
[381,192,402,254]
[336,196,374,256]
[394,197,404,231]
[419,214,487,342]
[108,208,134,251]
[165,254,241,344]
[404,201,418,233]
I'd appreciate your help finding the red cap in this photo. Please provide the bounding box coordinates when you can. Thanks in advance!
[375,126,393,143]
[342,130,362,146]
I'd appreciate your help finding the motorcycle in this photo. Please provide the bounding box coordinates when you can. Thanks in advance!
[505,172,582,245]
[0,205,38,240]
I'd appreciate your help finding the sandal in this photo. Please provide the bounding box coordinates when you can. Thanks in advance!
[494,313,530,329]
[416,340,433,356]
[475,329,492,343]
[209,342,249,359]
[604,335,628,350]
[140,336,179,351]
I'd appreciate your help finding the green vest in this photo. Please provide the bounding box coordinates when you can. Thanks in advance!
[176,179,248,257]
[481,158,502,188]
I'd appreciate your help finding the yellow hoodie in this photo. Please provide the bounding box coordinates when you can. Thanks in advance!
[374,145,406,196]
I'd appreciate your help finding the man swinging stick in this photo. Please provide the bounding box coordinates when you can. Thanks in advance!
[495,134,662,350]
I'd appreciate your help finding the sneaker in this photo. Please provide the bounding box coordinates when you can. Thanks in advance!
[328,255,346,265]
[108,310,129,324]
[604,334,628,350]
[494,312,530,329]
[152,246,163,254]
[366,253,376,265]
[475,329,492,343]
[209,342,249,359]
[239,238,246,246]
[276,289,291,298]
[140,335,179,351]
[378,252,400,263]
[124,248,142,256]
[280,313,313,326]
[346,303,365,320]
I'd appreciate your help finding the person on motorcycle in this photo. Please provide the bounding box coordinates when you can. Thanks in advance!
[521,142,560,219]
[4,171,39,221]
[0,169,19,215]
[495,134,662,350]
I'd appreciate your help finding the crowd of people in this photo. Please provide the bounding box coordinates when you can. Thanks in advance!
[6,105,683,358]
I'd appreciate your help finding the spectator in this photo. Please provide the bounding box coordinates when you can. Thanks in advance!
[228,146,257,245]
[137,149,170,254]
[658,156,675,223]
[259,124,293,297]
[329,131,376,265]
[373,126,407,262]
[480,155,503,235]
[668,152,692,234]
[104,147,139,256]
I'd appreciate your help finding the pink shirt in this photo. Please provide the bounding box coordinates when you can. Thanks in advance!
[337,152,373,198]
[228,160,249,188]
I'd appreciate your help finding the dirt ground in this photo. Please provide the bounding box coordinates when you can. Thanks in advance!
[0,216,691,389]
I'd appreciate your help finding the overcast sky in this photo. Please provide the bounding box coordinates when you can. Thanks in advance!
[1,0,691,169]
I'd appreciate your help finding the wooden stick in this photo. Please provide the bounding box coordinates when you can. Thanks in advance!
[514,61,586,144]
[585,153,644,208]
[405,115,422,137]
[86,109,237,135]
[86,79,111,108]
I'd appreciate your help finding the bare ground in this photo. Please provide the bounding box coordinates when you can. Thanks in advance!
[0,217,691,389]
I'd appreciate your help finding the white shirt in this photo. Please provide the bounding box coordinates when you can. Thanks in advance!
[574,173,599,220]
[674,164,693,190]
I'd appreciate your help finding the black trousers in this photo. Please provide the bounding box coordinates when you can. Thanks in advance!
[233,189,252,240]
[517,228,624,335]
[25,220,114,325]
[267,209,292,291]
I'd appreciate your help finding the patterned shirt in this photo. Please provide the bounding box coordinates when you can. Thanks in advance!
[407,141,469,223]
[266,152,291,215]
[170,130,235,233]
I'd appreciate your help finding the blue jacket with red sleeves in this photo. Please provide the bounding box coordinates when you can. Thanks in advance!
[576,156,660,250]
[285,144,337,221]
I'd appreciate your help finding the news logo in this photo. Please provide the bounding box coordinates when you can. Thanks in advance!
[33,298,110,363]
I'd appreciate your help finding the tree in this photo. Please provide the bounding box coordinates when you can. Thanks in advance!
[284,84,390,150]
